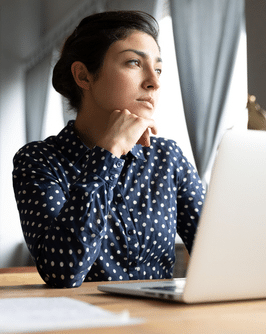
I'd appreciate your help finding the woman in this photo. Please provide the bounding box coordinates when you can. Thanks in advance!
[13,11,205,288]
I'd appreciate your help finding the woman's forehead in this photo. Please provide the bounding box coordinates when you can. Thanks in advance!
[108,31,161,59]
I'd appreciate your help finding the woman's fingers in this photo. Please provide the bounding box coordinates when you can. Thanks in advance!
[96,109,158,157]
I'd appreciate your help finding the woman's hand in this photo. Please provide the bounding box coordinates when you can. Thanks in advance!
[96,109,158,158]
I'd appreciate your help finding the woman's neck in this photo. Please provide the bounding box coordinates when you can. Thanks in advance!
[74,106,109,149]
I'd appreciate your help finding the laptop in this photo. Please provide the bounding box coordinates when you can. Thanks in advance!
[98,129,266,303]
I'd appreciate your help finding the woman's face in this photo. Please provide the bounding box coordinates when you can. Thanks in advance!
[87,31,162,119]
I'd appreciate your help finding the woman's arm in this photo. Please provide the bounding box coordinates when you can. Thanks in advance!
[173,144,206,254]
[13,144,124,288]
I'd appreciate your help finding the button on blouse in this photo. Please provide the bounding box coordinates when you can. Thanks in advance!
[13,121,205,288]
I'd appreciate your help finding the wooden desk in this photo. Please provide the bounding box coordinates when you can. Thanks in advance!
[1,272,266,333]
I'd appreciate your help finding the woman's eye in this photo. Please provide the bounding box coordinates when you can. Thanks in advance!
[155,68,162,75]
[128,59,140,67]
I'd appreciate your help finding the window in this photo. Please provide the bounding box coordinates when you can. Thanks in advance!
[156,14,195,166]
[157,13,247,186]
[42,75,65,139]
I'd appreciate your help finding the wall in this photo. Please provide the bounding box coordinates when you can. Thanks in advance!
[42,0,83,34]
[246,0,266,109]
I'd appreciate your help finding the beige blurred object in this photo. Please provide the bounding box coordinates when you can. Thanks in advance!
[247,94,266,130]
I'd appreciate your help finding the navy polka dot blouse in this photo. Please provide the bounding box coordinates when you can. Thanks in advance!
[13,121,205,288]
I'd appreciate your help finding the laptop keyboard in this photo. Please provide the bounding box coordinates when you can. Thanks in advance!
[142,285,183,292]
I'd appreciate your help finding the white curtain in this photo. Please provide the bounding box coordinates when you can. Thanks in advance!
[25,54,52,142]
[170,0,245,179]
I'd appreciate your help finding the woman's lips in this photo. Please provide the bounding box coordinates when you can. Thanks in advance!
[136,97,154,109]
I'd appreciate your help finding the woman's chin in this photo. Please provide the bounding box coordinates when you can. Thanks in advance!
[130,108,155,119]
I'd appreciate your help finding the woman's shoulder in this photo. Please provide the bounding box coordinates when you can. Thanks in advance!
[13,121,75,162]
[13,136,58,161]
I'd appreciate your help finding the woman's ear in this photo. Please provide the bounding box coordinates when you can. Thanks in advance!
[71,61,91,90]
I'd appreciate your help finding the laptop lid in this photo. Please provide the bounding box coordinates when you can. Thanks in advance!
[98,129,266,303]
[183,129,266,303]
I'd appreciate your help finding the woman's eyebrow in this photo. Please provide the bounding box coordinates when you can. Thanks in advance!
[119,49,162,63]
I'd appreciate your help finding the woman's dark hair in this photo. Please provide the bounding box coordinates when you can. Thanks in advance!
[52,10,159,111]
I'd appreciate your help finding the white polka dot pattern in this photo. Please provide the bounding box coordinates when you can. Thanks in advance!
[13,121,205,288]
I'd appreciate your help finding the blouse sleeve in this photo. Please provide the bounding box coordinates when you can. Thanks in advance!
[173,144,205,254]
[13,144,124,288]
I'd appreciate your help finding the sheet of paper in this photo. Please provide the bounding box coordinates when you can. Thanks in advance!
[0,297,142,333]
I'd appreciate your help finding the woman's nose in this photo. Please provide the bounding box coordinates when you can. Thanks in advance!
[142,69,161,91]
